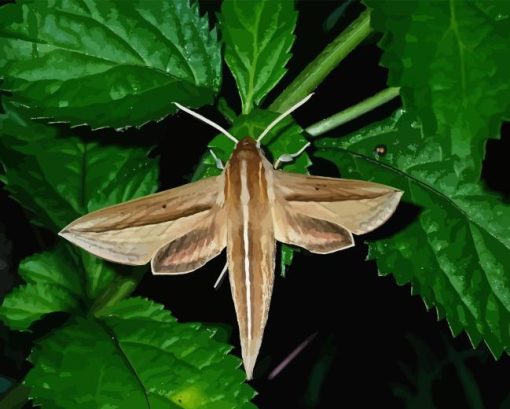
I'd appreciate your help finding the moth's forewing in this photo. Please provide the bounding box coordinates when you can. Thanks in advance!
[59,175,224,265]
[273,171,403,236]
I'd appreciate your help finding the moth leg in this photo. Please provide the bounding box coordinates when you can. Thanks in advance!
[274,142,311,169]
[209,149,224,170]
[213,261,228,289]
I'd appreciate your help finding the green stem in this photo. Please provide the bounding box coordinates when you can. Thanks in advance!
[0,384,30,409]
[444,339,484,409]
[305,87,400,136]
[90,266,146,316]
[269,9,372,113]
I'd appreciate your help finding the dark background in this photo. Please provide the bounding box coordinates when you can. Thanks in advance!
[1,1,510,408]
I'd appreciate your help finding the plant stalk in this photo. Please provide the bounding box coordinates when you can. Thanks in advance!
[90,267,146,316]
[269,9,372,113]
[0,384,30,409]
[305,87,400,136]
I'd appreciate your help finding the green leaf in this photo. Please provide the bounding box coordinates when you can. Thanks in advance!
[0,100,159,232]
[25,297,256,409]
[220,0,297,114]
[0,242,120,330]
[315,110,510,357]
[18,245,82,294]
[365,0,510,180]
[0,0,221,129]
[0,244,82,330]
[0,283,78,332]
[280,244,297,278]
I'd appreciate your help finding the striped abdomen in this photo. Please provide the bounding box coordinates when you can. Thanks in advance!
[224,138,276,379]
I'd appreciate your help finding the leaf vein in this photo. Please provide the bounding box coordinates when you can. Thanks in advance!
[131,8,197,83]
[96,319,151,409]
[328,146,505,247]
[51,7,150,66]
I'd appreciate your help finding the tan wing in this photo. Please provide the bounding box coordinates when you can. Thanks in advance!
[272,203,353,254]
[274,171,403,236]
[152,206,226,274]
[59,175,224,265]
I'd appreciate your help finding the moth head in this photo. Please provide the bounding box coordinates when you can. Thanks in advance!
[239,137,255,146]
[238,137,258,149]
[233,137,264,159]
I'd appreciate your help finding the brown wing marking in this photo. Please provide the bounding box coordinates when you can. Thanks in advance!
[274,171,402,235]
[273,203,354,254]
[59,175,224,265]
[151,207,227,274]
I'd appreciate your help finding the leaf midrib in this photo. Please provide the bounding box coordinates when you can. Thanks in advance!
[54,7,150,66]
[96,319,151,409]
[241,1,263,114]
[1,34,195,86]
[131,6,199,83]
[448,0,467,100]
[47,6,198,82]
[7,62,197,113]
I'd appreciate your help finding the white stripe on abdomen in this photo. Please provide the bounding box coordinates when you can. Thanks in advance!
[240,160,252,340]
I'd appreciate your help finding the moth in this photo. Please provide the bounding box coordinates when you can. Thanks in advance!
[59,94,402,379]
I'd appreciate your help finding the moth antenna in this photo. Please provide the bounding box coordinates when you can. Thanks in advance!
[257,93,314,144]
[173,102,238,144]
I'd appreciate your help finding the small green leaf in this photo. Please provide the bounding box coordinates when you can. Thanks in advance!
[315,110,510,357]
[25,297,256,409]
[0,283,78,332]
[220,0,297,114]
[0,243,120,330]
[0,0,221,129]
[0,244,83,330]
[0,100,159,231]
[18,244,82,295]
[365,0,510,180]
[280,244,297,278]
